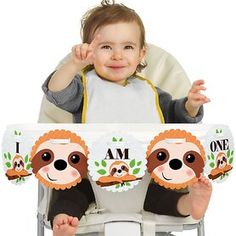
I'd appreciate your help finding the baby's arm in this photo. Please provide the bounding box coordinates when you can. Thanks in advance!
[156,87,203,123]
[185,80,210,117]
[48,35,99,92]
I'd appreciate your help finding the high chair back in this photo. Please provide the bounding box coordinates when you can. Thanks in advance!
[37,44,205,236]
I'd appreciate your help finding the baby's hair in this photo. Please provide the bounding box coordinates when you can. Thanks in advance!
[81,0,147,72]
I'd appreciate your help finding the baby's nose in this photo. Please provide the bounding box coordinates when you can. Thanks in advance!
[111,50,122,60]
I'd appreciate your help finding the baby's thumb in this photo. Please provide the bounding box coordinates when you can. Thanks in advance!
[87,51,95,65]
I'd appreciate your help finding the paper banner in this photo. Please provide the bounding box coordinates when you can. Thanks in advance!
[204,125,234,182]
[2,130,32,185]
[146,129,206,189]
[31,129,89,190]
[2,124,234,190]
[88,132,146,192]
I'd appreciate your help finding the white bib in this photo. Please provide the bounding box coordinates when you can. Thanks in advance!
[82,70,164,123]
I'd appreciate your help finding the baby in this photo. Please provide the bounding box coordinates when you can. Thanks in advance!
[42,1,212,235]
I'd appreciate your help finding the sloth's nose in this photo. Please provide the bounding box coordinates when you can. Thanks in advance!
[169,159,182,170]
[54,159,67,171]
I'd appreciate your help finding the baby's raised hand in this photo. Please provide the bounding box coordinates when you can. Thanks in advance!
[71,35,99,70]
[185,79,210,117]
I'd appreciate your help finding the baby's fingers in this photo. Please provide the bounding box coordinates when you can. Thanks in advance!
[191,80,207,92]
[72,44,82,60]
[190,93,210,106]
[72,44,89,60]
[89,34,100,50]
[190,86,206,94]
[80,43,91,60]
[192,79,205,87]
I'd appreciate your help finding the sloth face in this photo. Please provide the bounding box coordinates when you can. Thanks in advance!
[13,156,24,172]
[147,138,204,188]
[31,140,87,188]
[216,153,227,169]
[110,162,129,178]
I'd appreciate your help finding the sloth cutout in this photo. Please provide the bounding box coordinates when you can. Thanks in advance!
[3,130,32,184]
[147,129,206,190]
[31,130,89,190]
[88,132,147,192]
[204,126,234,182]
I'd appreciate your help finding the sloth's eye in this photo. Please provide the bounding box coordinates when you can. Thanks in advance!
[70,154,80,164]
[42,152,51,162]
[157,151,167,161]
[185,153,195,163]
[121,165,126,170]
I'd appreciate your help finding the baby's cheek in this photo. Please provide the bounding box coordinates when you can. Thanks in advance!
[42,166,50,173]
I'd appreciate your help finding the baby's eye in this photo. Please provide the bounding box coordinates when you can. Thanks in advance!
[124,45,134,50]
[101,45,112,50]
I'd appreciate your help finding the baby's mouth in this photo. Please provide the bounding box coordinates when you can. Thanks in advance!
[47,173,57,181]
[162,172,172,181]
[108,65,126,70]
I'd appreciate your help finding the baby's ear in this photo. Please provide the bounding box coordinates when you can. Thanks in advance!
[139,47,146,61]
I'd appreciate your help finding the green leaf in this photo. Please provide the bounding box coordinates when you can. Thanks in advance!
[4,153,7,159]
[231,150,234,156]
[125,182,131,186]
[229,158,233,164]
[26,163,31,170]
[115,184,120,188]
[133,168,140,175]
[97,169,107,175]
[22,177,25,181]
[227,150,231,158]
[14,130,18,135]
[112,137,117,142]
[130,159,135,168]
[19,132,21,135]
[101,160,107,167]
[137,161,142,166]
[119,138,123,141]
[24,154,29,163]
[211,153,215,160]
[5,162,11,168]
[209,162,215,168]
[7,152,11,160]
[95,161,99,167]
[207,155,211,160]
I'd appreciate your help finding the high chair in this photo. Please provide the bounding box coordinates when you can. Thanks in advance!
[37,44,205,236]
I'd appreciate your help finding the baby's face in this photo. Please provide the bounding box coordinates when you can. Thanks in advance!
[92,21,145,85]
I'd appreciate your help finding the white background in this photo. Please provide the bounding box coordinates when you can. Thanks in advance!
[0,0,235,235]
